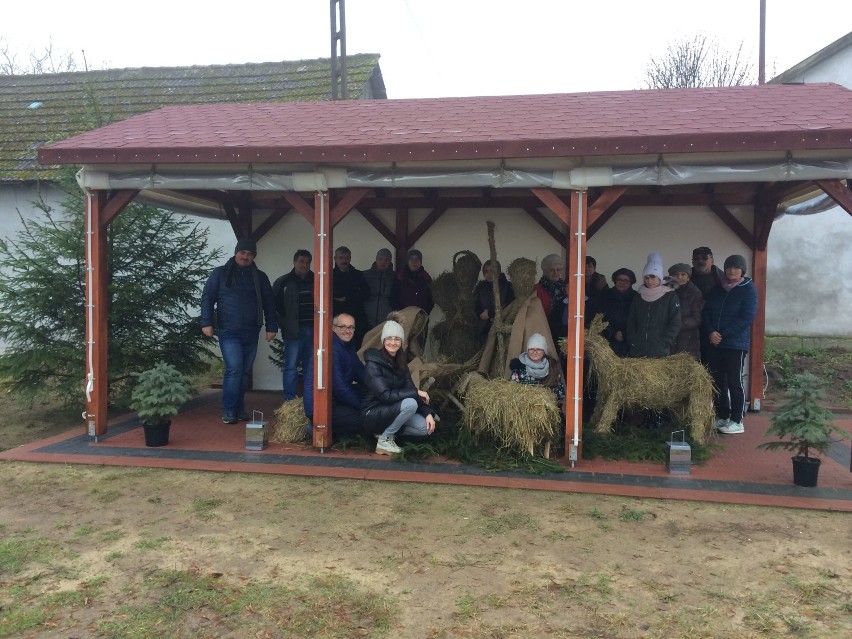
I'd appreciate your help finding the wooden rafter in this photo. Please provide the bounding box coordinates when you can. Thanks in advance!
[330,188,369,228]
[281,192,314,225]
[523,207,565,245]
[531,188,570,224]
[359,207,397,246]
[103,190,138,225]
[408,205,448,246]
[815,179,852,215]
[586,187,626,231]
[708,202,753,247]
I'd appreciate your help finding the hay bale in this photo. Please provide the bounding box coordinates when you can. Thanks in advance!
[461,378,560,455]
[271,399,308,443]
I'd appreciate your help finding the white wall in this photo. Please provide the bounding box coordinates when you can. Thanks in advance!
[765,43,852,337]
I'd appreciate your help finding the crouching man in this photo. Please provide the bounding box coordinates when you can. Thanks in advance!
[304,313,365,440]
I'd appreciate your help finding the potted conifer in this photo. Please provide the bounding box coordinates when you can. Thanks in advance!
[757,371,850,487]
[130,362,192,447]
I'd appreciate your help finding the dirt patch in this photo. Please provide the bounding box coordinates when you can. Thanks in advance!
[1,463,850,638]
[764,346,852,410]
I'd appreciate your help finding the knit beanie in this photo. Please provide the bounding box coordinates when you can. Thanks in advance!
[376,248,393,261]
[724,254,748,275]
[611,267,636,285]
[642,252,664,279]
[667,263,692,276]
[526,333,548,353]
[381,320,405,342]
[234,237,257,256]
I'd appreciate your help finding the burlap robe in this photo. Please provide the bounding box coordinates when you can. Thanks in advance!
[477,292,560,380]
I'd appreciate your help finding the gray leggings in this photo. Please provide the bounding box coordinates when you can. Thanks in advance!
[382,397,429,437]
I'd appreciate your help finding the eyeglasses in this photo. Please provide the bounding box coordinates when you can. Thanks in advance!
[528,347,545,353]
[383,336,402,343]
[614,278,631,284]
[333,324,355,332]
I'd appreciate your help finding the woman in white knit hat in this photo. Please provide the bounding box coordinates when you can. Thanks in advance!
[508,333,565,402]
[626,252,681,358]
[361,315,437,455]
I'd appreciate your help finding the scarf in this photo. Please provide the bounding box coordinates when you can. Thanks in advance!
[639,284,670,303]
[224,257,264,328]
[518,352,550,380]
[722,277,744,292]
[537,277,565,310]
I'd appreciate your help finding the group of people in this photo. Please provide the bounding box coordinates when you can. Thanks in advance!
[200,238,758,452]
[200,240,437,455]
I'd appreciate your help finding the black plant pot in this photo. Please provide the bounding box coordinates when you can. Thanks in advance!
[143,419,171,447]
[791,455,820,487]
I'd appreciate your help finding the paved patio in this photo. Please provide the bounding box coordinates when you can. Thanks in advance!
[2,390,850,512]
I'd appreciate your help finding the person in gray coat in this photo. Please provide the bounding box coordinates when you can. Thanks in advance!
[363,248,397,331]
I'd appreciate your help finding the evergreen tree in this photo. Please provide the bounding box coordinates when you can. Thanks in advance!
[0,170,223,406]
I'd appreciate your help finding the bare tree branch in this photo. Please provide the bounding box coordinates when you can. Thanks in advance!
[643,34,755,89]
[0,37,78,75]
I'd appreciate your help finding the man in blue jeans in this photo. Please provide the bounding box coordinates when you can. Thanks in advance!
[200,238,278,423]
[273,250,314,400]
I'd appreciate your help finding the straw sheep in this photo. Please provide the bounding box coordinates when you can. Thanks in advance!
[581,315,714,441]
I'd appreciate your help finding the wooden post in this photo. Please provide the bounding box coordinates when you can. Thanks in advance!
[749,247,768,411]
[312,191,333,449]
[84,191,109,436]
[565,190,588,462]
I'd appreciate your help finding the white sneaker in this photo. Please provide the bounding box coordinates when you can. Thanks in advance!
[715,418,730,430]
[718,421,744,434]
[376,435,402,455]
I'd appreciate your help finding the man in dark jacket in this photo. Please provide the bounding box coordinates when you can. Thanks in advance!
[332,246,369,349]
[200,238,278,424]
[702,254,758,435]
[691,246,725,364]
[363,248,397,331]
[272,249,314,400]
[304,313,365,440]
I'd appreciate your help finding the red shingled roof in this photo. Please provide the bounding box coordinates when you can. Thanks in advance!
[39,83,852,166]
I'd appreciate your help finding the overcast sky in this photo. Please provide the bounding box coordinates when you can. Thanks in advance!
[2,1,849,97]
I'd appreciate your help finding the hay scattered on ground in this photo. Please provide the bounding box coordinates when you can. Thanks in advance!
[461,375,560,455]
[271,399,308,443]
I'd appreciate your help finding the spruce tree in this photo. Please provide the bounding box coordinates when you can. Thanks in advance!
[0,170,223,407]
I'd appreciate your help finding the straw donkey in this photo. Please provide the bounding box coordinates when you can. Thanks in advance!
[581,315,714,441]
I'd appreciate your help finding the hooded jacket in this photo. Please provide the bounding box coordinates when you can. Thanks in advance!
[626,289,681,358]
[702,277,758,352]
[360,348,434,435]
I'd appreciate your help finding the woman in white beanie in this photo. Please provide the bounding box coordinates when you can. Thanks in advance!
[361,315,437,455]
[626,252,681,358]
[509,333,565,401]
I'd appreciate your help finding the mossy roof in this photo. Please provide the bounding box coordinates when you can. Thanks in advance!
[0,54,384,181]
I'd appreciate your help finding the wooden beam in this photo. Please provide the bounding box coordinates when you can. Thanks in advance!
[749,246,768,412]
[409,205,448,246]
[84,191,110,436]
[102,190,138,225]
[708,202,754,247]
[564,190,588,463]
[395,206,409,266]
[815,179,852,216]
[531,188,570,224]
[253,208,290,242]
[312,192,333,449]
[281,192,314,225]
[330,188,369,228]
[359,207,398,247]
[223,202,241,238]
[586,186,626,230]
[523,207,566,245]
[753,200,777,251]
[586,203,620,240]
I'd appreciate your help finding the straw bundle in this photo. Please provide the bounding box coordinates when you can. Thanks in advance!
[578,315,714,441]
[461,375,560,455]
[271,399,309,443]
[432,251,482,363]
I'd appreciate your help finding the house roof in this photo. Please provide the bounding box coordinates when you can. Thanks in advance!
[39,83,852,168]
[770,31,852,84]
[1,54,385,181]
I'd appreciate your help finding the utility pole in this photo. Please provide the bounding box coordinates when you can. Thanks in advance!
[330,0,348,100]
[758,0,766,84]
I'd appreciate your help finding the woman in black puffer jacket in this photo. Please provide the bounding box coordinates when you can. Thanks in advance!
[361,317,436,455]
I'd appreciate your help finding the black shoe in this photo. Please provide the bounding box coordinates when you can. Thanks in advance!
[222,413,238,424]
[237,412,250,421]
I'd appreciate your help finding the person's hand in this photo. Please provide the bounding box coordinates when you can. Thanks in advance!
[417,389,430,404]
[202,326,214,337]
[479,309,490,320]
[614,331,624,342]
[709,331,722,345]
[266,332,277,342]
[425,414,436,435]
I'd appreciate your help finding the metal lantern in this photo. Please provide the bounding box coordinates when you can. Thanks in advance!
[245,410,268,451]
[666,429,691,475]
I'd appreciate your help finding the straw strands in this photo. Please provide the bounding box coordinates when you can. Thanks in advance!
[271,399,308,443]
[580,315,714,441]
[460,373,560,456]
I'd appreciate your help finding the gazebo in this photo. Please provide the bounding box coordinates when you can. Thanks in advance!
[38,83,852,460]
